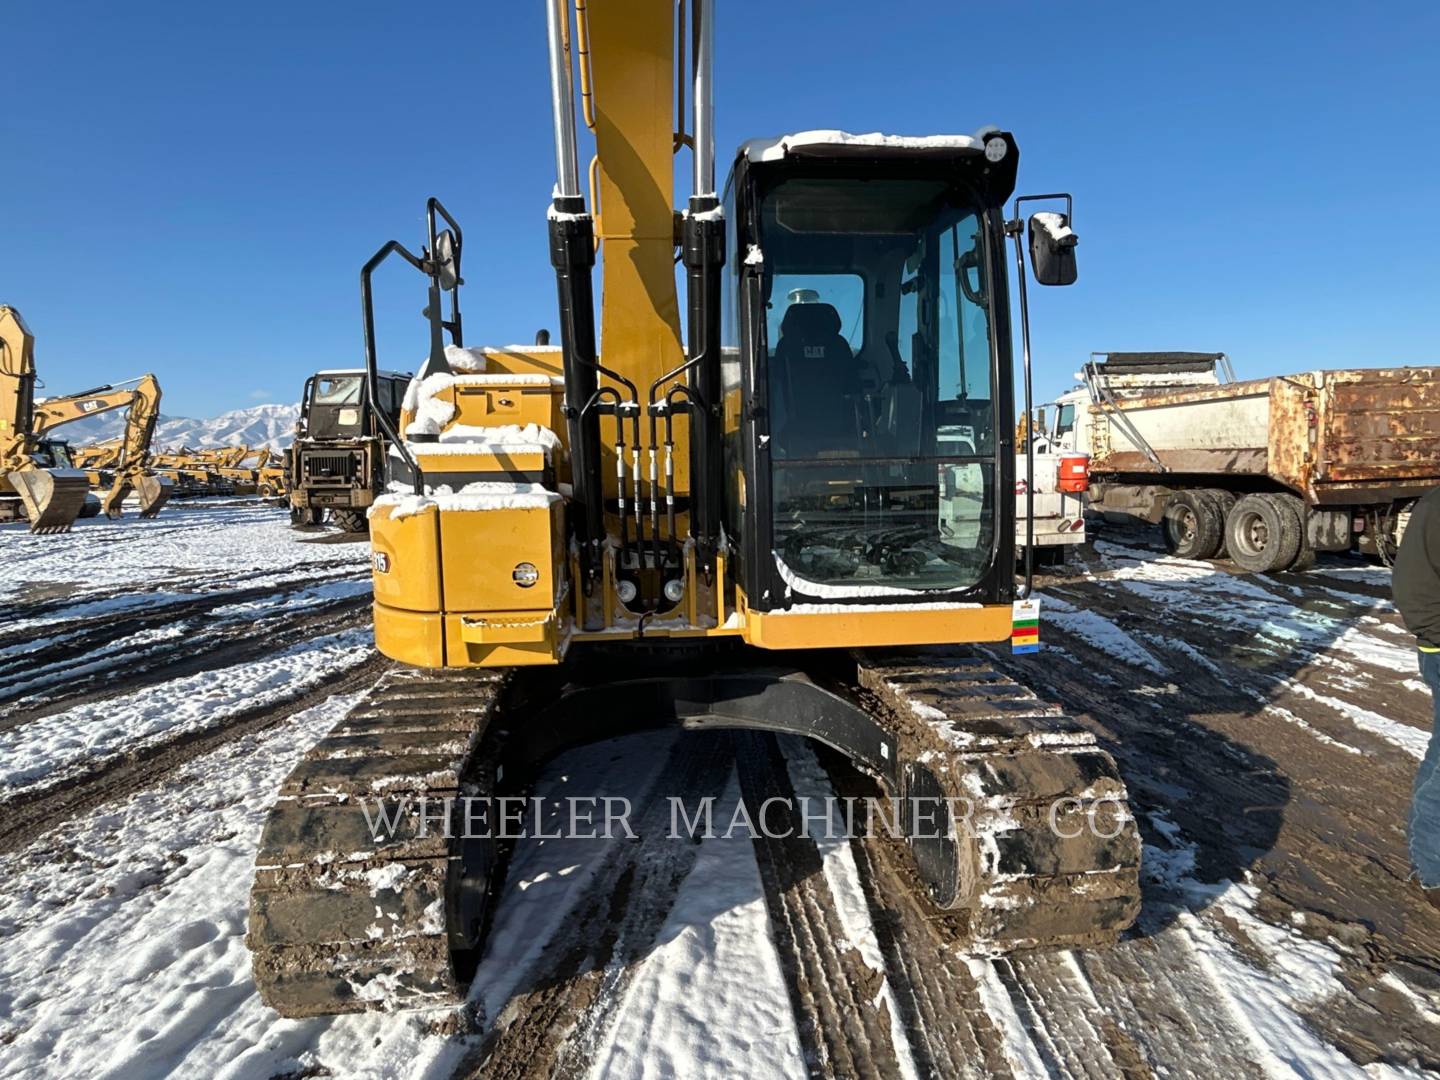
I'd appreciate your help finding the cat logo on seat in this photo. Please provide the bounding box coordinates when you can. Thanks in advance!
[803,345,825,359]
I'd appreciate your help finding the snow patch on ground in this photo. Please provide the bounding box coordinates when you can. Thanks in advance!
[0,628,374,800]
[1044,593,1167,674]
[0,502,369,607]
[0,689,472,1080]
[589,770,809,1080]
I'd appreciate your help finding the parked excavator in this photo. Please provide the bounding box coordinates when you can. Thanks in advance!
[191,446,263,495]
[30,374,173,519]
[247,0,1139,1019]
[151,448,235,497]
[1,305,105,531]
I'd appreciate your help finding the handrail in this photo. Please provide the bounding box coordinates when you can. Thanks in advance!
[1082,361,1167,471]
[360,240,428,496]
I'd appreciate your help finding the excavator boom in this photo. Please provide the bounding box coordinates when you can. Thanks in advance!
[30,372,171,519]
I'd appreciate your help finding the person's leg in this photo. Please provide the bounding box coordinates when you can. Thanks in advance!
[1410,650,1440,889]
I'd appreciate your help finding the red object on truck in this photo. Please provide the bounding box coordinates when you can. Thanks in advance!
[1057,453,1090,494]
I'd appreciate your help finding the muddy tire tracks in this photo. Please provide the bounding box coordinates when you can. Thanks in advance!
[736,733,905,1080]
[993,544,1440,1070]
[464,731,737,1080]
[0,570,369,726]
[0,654,390,856]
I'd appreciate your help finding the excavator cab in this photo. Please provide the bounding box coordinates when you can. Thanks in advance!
[725,135,1020,611]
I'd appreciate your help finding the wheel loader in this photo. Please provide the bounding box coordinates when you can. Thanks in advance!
[247,0,1141,1017]
[286,367,411,531]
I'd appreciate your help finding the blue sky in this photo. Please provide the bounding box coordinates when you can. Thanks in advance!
[3,1,1436,418]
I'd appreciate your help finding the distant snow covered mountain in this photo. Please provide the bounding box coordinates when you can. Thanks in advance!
[54,403,300,451]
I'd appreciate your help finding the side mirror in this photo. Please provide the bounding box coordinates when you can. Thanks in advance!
[1027,212,1078,286]
[434,229,461,290]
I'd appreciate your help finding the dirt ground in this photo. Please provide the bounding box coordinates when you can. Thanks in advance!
[1,503,1437,1078]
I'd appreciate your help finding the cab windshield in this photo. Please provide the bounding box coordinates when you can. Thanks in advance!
[760,176,996,595]
[314,376,363,405]
[34,441,75,469]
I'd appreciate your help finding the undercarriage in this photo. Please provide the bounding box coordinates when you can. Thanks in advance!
[247,646,1140,1017]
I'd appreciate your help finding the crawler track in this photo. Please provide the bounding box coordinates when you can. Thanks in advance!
[851,649,1143,952]
[247,667,507,1017]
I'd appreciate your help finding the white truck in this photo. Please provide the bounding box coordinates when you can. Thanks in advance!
[940,423,1090,565]
[1040,352,1440,572]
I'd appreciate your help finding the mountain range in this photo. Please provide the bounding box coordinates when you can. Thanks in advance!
[53,403,300,452]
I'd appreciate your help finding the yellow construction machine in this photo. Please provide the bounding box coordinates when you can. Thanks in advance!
[151,447,235,497]
[1,305,101,532]
[252,448,288,499]
[247,0,1138,1017]
[192,446,264,495]
[30,373,173,519]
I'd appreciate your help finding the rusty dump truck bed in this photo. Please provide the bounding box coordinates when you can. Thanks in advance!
[1089,366,1440,505]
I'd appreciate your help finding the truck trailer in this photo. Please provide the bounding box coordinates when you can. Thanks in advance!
[1043,353,1440,572]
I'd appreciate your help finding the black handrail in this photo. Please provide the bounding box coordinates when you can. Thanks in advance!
[361,240,428,496]
[359,197,467,498]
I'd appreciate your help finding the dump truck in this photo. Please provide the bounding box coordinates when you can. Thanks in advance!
[286,368,411,531]
[245,0,1141,1018]
[1049,352,1440,571]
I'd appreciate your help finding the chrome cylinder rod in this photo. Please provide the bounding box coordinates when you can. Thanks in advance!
[692,0,715,196]
[546,0,582,199]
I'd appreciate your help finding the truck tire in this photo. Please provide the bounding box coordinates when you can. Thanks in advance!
[290,505,325,528]
[1275,493,1315,572]
[332,508,369,534]
[1200,490,1238,558]
[1225,494,1302,574]
[1161,491,1224,559]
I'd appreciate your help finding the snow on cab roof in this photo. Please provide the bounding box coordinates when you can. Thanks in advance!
[740,125,1001,163]
[313,368,411,378]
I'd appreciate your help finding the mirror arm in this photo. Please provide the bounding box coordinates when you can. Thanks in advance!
[1005,215,1035,601]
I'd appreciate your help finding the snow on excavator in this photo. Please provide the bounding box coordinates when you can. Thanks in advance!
[245,0,1139,1018]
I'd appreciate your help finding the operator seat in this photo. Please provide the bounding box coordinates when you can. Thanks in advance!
[772,302,861,455]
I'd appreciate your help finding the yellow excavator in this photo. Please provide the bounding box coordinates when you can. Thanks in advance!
[252,448,288,499]
[192,446,263,495]
[247,0,1137,1017]
[1,305,98,532]
[30,373,173,519]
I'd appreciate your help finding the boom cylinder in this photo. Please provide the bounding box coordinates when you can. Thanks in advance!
[683,194,725,564]
[545,0,581,198]
[549,197,604,582]
[691,0,715,196]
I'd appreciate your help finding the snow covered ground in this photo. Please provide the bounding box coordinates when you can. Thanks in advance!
[0,509,1437,1078]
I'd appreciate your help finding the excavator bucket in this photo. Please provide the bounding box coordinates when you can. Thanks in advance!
[9,469,90,533]
[102,473,172,519]
[135,474,173,519]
